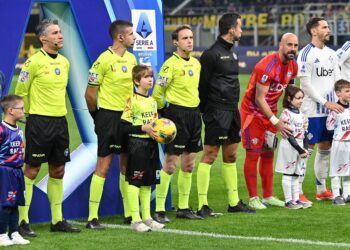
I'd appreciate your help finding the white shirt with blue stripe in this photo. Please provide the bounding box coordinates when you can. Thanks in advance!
[297,43,341,118]
[336,41,350,81]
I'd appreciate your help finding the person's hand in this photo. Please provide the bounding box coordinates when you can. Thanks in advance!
[300,149,308,158]
[142,123,157,139]
[275,119,293,138]
[325,101,344,113]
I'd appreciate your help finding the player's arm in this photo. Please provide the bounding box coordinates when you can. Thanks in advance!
[15,60,34,114]
[299,58,343,113]
[198,50,215,112]
[255,83,292,137]
[152,62,172,111]
[85,86,98,118]
[85,60,105,119]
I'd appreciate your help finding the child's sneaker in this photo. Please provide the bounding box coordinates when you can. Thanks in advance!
[144,219,165,229]
[299,194,313,205]
[0,233,14,246]
[316,190,333,201]
[131,221,151,232]
[248,197,266,209]
[285,201,303,209]
[296,200,312,209]
[332,196,346,206]
[10,232,30,245]
[262,196,285,207]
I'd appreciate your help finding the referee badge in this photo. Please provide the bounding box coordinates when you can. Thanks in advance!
[188,69,193,76]
[122,66,127,73]
[55,68,61,75]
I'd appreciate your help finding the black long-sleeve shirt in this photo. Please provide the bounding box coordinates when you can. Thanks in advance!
[199,36,240,112]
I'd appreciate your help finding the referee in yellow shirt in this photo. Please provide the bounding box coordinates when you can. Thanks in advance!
[85,20,137,229]
[152,25,203,223]
[16,19,80,235]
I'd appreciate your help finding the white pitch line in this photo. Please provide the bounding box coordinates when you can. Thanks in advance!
[72,221,350,248]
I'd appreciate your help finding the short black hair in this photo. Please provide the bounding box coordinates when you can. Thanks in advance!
[306,17,325,36]
[334,79,350,92]
[171,25,192,41]
[283,85,304,108]
[219,13,241,36]
[0,95,23,113]
[109,20,133,39]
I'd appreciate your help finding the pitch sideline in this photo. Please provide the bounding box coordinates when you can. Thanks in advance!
[71,221,350,248]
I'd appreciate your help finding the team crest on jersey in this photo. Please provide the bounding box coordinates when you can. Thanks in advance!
[122,66,127,73]
[232,52,237,60]
[260,74,268,83]
[329,56,334,63]
[251,138,259,145]
[19,71,29,83]
[300,65,306,73]
[287,71,292,78]
[188,69,193,76]
[180,70,185,76]
[55,68,61,75]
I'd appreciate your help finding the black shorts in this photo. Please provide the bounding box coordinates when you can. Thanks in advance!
[95,109,126,157]
[25,115,70,166]
[126,137,160,186]
[202,106,241,146]
[164,104,203,155]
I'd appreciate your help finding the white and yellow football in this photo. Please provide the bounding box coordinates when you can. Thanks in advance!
[152,118,177,144]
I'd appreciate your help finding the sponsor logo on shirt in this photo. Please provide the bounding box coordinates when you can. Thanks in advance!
[88,72,99,84]
[19,71,29,83]
[157,76,169,86]
[316,67,333,77]
[314,58,320,63]
[269,82,287,92]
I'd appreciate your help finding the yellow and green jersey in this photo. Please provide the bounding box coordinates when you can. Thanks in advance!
[15,49,69,116]
[88,47,137,111]
[152,52,201,109]
[121,93,158,138]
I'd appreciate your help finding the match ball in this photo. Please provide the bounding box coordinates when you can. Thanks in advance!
[152,118,177,144]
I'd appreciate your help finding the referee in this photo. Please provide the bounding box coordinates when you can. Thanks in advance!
[85,20,137,229]
[152,25,203,223]
[15,19,80,235]
[197,13,254,217]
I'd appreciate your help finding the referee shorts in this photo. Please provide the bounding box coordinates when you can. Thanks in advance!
[164,104,203,155]
[25,115,70,166]
[202,106,241,146]
[126,137,160,186]
[95,108,126,157]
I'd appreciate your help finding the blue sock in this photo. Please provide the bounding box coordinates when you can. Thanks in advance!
[9,206,19,235]
[0,206,10,234]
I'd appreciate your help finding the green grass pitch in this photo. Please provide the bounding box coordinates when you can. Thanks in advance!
[8,75,350,249]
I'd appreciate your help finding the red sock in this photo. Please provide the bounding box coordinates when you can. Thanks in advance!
[259,151,274,198]
[244,150,261,198]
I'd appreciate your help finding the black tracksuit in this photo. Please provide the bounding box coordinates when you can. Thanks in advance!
[199,36,240,112]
